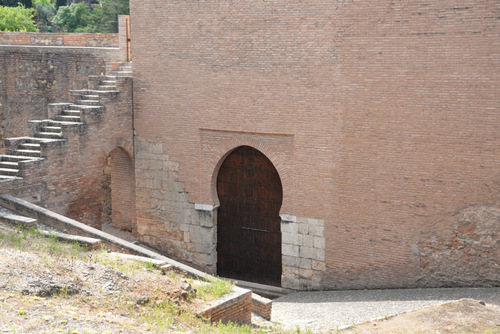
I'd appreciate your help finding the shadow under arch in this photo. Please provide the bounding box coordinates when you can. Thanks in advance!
[215,145,283,286]
[103,146,136,233]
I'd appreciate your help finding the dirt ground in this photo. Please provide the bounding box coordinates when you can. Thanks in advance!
[343,299,500,334]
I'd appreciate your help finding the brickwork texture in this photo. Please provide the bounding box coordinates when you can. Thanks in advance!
[131,0,499,289]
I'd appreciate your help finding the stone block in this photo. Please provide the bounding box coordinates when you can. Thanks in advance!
[298,222,309,235]
[282,231,299,245]
[312,260,326,271]
[299,268,315,280]
[283,265,299,278]
[309,223,324,237]
[282,255,299,267]
[299,246,316,259]
[282,276,300,290]
[281,221,298,234]
[314,236,325,249]
[299,235,314,248]
[299,258,312,269]
[282,244,299,257]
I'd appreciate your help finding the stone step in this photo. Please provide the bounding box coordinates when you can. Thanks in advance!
[42,126,62,133]
[0,175,21,181]
[19,143,40,150]
[102,80,117,85]
[97,85,116,90]
[48,120,83,126]
[78,100,100,106]
[0,155,41,162]
[82,95,100,99]
[0,168,19,176]
[55,115,81,122]
[63,110,81,116]
[35,132,63,139]
[0,161,19,169]
[13,149,41,157]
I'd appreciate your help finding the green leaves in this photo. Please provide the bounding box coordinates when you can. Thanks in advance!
[51,2,89,32]
[50,0,128,33]
[0,4,38,32]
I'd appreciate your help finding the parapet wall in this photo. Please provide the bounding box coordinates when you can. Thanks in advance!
[0,32,118,47]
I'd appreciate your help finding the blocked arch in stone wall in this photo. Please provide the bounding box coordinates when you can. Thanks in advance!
[105,146,136,233]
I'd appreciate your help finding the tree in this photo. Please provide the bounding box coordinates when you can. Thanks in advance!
[51,2,88,32]
[0,0,32,8]
[0,4,38,31]
[82,0,128,33]
[33,0,56,25]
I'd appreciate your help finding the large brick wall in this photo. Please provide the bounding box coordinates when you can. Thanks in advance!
[130,1,498,289]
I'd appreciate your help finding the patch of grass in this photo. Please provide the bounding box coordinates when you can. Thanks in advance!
[198,275,235,301]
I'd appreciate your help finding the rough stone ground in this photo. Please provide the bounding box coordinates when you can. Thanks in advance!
[272,287,500,333]
[0,223,229,334]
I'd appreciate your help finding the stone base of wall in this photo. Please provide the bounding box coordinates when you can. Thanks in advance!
[281,215,326,290]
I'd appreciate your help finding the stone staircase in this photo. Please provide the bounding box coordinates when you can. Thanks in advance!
[0,71,128,182]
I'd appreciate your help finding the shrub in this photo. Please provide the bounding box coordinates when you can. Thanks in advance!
[0,4,38,32]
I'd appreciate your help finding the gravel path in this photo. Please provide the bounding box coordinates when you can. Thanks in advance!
[271,287,500,332]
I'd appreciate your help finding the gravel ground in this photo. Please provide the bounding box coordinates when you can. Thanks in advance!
[272,287,500,332]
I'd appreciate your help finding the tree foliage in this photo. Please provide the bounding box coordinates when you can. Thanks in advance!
[33,0,55,25]
[83,0,128,33]
[51,2,88,32]
[51,0,128,33]
[0,4,38,31]
[0,0,32,8]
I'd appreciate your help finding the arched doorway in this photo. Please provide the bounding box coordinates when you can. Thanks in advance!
[216,146,282,286]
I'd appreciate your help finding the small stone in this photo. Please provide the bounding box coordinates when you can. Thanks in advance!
[136,296,150,305]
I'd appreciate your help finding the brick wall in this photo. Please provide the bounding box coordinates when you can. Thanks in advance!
[110,147,136,232]
[130,1,499,289]
[0,77,134,229]
[0,16,130,151]
[198,287,252,324]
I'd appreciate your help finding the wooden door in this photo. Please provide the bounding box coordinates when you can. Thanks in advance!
[217,146,282,286]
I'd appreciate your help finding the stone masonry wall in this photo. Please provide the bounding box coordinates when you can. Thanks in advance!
[0,77,134,229]
[134,137,217,273]
[281,216,325,290]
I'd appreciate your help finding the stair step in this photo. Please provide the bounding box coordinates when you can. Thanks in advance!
[20,143,40,150]
[97,85,116,90]
[0,175,21,181]
[82,95,99,99]
[102,80,116,84]
[0,168,19,176]
[0,161,19,168]
[55,115,81,122]
[48,120,83,126]
[35,132,63,139]
[63,110,81,116]
[13,150,41,157]
[0,155,42,162]
[79,100,100,106]
[42,126,62,133]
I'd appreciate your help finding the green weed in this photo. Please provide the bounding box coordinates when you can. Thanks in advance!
[197,275,235,301]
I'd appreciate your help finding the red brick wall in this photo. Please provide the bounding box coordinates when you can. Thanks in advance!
[130,0,499,289]
[110,147,136,232]
[0,77,134,229]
